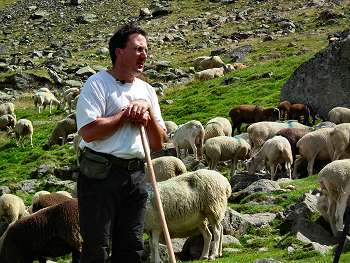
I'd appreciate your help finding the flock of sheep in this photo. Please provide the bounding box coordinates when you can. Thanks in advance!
[1,83,350,262]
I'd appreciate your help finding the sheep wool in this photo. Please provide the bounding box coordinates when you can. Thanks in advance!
[328,123,350,161]
[14,119,34,147]
[0,194,28,224]
[204,117,232,141]
[144,169,231,262]
[0,199,81,263]
[318,159,350,236]
[328,106,350,124]
[145,156,186,182]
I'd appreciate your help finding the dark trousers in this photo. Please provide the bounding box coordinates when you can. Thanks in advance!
[77,154,148,263]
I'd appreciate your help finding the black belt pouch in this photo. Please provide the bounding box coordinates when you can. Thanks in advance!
[80,149,112,180]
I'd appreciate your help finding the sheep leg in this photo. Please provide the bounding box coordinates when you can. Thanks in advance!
[151,229,162,263]
[270,163,276,181]
[328,198,339,236]
[208,220,222,260]
[237,123,242,134]
[285,162,292,180]
[335,193,349,236]
[30,134,33,148]
[198,221,212,260]
[231,158,238,176]
[191,143,198,160]
[175,145,181,159]
[307,155,316,177]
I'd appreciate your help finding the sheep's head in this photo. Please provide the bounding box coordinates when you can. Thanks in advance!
[223,64,235,73]
[246,155,263,176]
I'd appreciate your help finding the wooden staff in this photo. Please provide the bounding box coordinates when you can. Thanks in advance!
[139,125,176,263]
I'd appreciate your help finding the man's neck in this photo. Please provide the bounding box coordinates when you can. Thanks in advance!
[109,67,135,84]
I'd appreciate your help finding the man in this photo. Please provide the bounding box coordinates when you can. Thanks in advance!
[76,24,167,263]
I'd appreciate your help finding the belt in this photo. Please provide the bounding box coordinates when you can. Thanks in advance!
[83,147,144,171]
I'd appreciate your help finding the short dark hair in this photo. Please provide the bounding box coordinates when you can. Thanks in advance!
[108,24,147,66]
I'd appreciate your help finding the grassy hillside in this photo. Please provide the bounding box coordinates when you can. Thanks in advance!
[1,0,350,262]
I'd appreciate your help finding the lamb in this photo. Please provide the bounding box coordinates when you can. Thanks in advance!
[145,156,187,182]
[43,115,77,150]
[172,120,205,160]
[0,199,81,263]
[328,123,350,161]
[195,64,235,81]
[276,128,310,161]
[31,192,73,213]
[33,91,60,114]
[144,169,232,262]
[193,55,225,71]
[229,105,280,134]
[13,118,34,147]
[164,120,178,138]
[203,136,251,175]
[278,100,291,120]
[318,159,350,236]
[0,194,28,224]
[328,106,350,124]
[293,128,343,178]
[247,120,310,154]
[204,117,232,141]
[28,190,51,213]
[246,135,293,180]
[0,102,15,118]
[0,114,16,132]
[61,88,80,113]
[288,103,311,125]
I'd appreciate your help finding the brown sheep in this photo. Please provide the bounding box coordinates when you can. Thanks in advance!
[278,100,291,121]
[276,128,310,161]
[229,105,280,134]
[288,103,311,125]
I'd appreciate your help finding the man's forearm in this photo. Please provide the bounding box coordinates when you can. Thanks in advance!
[79,111,125,143]
[146,110,167,152]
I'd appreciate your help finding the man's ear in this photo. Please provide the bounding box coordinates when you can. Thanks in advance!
[115,48,123,57]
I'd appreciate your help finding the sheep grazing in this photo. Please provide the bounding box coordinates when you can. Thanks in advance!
[193,55,225,71]
[145,156,186,182]
[0,114,16,132]
[246,135,293,180]
[172,120,205,160]
[61,88,80,113]
[33,91,60,114]
[13,118,34,147]
[318,159,350,236]
[229,105,280,134]
[31,192,73,213]
[43,115,77,150]
[0,199,81,263]
[288,103,311,125]
[278,100,291,120]
[0,102,15,118]
[204,117,232,141]
[144,169,232,262]
[194,64,235,81]
[0,194,28,224]
[293,127,344,178]
[164,120,178,138]
[203,136,251,175]
[247,120,310,154]
[276,128,309,161]
[328,123,350,161]
[328,106,350,124]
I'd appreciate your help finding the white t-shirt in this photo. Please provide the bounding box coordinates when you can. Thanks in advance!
[76,70,165,159]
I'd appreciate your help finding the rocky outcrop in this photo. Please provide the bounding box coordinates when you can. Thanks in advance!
[280,30,350,119]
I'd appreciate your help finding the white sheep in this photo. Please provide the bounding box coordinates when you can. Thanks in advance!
[328,106,350,124]
[62,88,80,113]
[194,64,235,81]
[193,55,225,71]
[293,127,349,178]
[28,190,51,214]
[246,135,293,180]
[164,120,178,138]
[145,156,187,182]
[318,159,350,236]
[33,91,60,114]
[247,120,310,154]
[0,114,16,132]
[0,194,28,224]
[328,123,350,161]
[56,191,73,199]
[203,136,250,175]
[0,102,15,117]
[13,118,33,147]
[43,115,77,150]
[204,116,232,141]
[37,87,52,93]
[144,169,232,262]
[172,120,205,160]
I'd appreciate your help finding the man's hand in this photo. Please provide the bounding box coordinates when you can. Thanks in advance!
[123,99,151,126]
